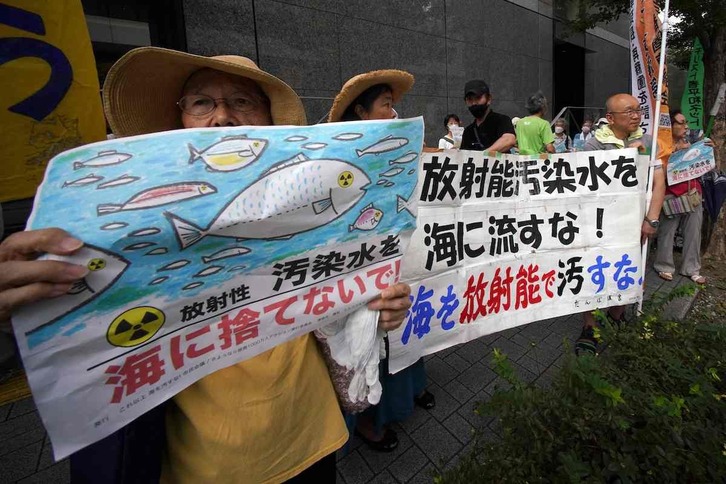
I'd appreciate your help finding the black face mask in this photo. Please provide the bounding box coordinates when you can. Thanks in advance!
[468,104,488,119]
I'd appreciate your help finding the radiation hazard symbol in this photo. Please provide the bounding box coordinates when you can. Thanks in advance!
[87,258,106,271]
[338,171,354,188]
[107,306,165,347]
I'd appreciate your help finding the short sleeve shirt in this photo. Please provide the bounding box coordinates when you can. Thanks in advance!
[460,110,515,151]
[515,116,555,155]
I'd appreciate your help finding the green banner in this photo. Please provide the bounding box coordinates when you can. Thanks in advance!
[681,37,705,131]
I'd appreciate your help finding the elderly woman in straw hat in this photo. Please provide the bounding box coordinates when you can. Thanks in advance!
[0,47,411,483]
[328,70,435,453]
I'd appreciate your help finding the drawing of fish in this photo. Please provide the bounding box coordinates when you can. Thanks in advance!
[384,181,395,187]
[376,180,387,186]
[333,133,363,141]
[149,276,168,285]
[128,227,160,237]
[227,265,247,272]
[356,135,409,157]
[188,135,267,172]
[73,150,132,170]
[159,260,190,271]
[166,153,370,249]
[101,222,128,231]
[302,142,327,150]
[408,169,416,175]
[97,182,216,215]
[396,193,416,217]
[183,282,204,290]
[380,167,404,177]
[97,174,140,189]
[22,245,130,337]
[194,266,223,277]
[388,151,418,165]
[202,246,251,263]
[285,135,308,142]
[146,247,168,255]
[123,242,155,251]
[63,173,103,188]
[349,204,383,232]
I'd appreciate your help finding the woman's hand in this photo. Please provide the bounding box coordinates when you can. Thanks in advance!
[367,282,411,332]
[0,228,87,328]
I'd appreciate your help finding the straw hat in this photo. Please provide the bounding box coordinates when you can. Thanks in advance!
[103,47,306,137]
[327,70,414,123]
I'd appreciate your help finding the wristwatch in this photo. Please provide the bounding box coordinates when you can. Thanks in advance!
[644,217,660,229]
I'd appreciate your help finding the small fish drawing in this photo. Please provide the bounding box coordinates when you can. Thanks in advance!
[384,181,395,188]
[396,193,416,217]
[349,204,383,232]
[388,151,418,165]
[376,180,387,186]
[302,142,327,150]
[73,150,132,170]
[97,174,140,189]
[333,133,363,141]
[194,266,223,277]
[63,173,104,188]
[149,276,168,286]
[227,265,247,272]
[146,247,168,256]
[97,182,216,215]
[380,167,404,178]
[159,260,190,271]
[285,135,308,142]
[100,222,128,231]
[123,242,156,251]
[128,227,161,237]
[408,169,416,175]
[202,246,251,263]
[188,135,267,172]
[166,154,369,249]
[183,282,204,290]
[356,135,409,157]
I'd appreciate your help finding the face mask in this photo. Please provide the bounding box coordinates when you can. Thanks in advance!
[468,104,487,119]
[447,124,458,130]
[555,126,564,134]
[582,126,590,133]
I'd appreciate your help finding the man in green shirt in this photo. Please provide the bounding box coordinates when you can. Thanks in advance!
[515,91,555,155]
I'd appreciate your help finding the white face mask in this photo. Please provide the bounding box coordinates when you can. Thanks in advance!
[447,124,458,130]
[582,126,591,133]
[555,126,565,134]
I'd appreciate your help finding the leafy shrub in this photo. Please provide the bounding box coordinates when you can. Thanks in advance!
[439,285,726,483]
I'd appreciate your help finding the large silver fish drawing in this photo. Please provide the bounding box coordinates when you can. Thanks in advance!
[73,150,132,170]
[188,135,267,172]
[63,173,104,188]
[356,135,409,157]
[97,182,216,215]
[166,153,370,249]
[21,245,130,337]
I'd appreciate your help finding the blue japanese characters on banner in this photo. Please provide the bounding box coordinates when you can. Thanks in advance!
[389,148,648,373]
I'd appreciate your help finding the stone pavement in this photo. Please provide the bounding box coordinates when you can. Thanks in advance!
[0,264,696,483]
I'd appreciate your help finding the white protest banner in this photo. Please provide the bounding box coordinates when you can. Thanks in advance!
[666,140,716,185]
[389,148,649,373]
[11,118,423,459]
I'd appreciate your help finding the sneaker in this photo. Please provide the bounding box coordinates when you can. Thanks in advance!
[575,327,598,356]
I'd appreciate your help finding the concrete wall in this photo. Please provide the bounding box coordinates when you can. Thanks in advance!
[182,0,628,146]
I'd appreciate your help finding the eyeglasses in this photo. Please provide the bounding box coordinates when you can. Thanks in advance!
[607,107,646,118]
[672,119,688,126]
[177,93,265,116]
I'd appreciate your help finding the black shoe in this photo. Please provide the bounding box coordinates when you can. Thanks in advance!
[354,427,399,453]
[575,327,599,356]
[414,390,436,410]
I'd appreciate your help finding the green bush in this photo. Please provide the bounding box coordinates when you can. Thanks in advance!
[439,285,726,483]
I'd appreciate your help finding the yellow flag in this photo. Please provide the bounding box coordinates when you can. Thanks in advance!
[0,0,105,202]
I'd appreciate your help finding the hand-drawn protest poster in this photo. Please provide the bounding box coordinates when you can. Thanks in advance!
[666,140,715,185]
[11,118,423,459]
[389,148,649,373]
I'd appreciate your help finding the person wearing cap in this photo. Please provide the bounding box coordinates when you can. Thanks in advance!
[460,80,516,153]
[0,47,412,483]
[328,70,434,453]
[575,93,666,356]
[515,91,555,155]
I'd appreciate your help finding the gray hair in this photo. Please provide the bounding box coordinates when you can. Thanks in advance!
[525,91,547,114]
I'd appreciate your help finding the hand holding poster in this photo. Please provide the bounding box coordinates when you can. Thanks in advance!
[389,148,649,373]
[11,118,423,459]
[666,140,716,185]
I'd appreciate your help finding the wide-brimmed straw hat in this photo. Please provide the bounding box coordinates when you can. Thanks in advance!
[327,70,414,123]
[103,47,306,137]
